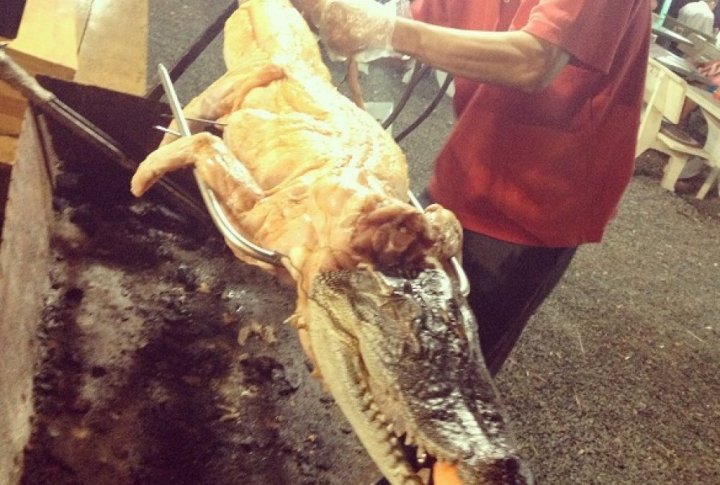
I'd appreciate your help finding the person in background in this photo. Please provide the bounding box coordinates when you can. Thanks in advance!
[678,0,717,35]
[669,0,695,18]
[297,0,650,480]
[667,0,719,181]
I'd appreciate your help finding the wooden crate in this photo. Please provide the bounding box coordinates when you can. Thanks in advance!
[0,0,79,137]
[73,0,148,97]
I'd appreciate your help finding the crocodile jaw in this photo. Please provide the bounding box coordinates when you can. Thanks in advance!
[307,267,533,485]
[307,312,424,485]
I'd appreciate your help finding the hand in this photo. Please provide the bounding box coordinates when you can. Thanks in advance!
[316,0,397,59]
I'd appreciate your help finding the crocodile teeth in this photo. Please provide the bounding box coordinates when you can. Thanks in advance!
[358,391,375,412]
[416,447,428,465]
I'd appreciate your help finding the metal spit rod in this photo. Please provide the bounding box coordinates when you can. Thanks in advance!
[157,63,284,266]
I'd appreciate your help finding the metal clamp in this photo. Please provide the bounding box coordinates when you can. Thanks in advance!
[407,191,469,297]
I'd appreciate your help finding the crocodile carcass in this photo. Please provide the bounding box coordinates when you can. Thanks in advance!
[131,0,531,483]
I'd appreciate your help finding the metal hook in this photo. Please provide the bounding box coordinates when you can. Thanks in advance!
[157,63,283,266]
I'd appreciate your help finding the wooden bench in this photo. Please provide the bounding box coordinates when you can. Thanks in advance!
[636,59,711,193]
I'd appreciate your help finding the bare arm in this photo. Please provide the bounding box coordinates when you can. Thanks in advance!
[392,17,570,93]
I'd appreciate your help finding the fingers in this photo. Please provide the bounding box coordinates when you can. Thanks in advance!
[316,0,396,58]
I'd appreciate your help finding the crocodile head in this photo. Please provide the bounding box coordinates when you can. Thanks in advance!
[307,266,533,484]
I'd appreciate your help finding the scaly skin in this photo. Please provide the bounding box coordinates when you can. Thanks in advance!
[308,265,534,484]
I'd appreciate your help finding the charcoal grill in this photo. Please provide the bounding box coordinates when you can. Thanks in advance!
[0,70,379,484]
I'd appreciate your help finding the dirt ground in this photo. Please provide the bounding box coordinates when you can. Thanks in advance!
[13,3,720,483]
[496,151,720,484]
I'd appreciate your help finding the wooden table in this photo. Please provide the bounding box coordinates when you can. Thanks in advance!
[652,25,694,47]
[649,44,714,87]
[684,85,720,197]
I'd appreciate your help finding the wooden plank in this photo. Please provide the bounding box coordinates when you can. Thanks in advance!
[0,135,18,165]
[75,0,95,49]
[0,114,53,485]
[0,88,27,116]
[2,0,148,136]
[5,0,78,80]
[686,84,720,120]
[74,0,148,96]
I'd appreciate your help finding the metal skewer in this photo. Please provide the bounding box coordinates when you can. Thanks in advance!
[157,63,283,266]
[159,113,227,127]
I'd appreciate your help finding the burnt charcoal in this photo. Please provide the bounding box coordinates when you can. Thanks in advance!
[20,449,80,485]
[90,366,107,378]
[69,397,92,415]
[175,264,198,291]
[69,204,99,236]
[23,53,378,485]
[185,346,232,380]
[238,424,277,449]
[241,356,280,380]
[102,204,133,224]
[55,172,81,193]
[272,367,301,396]
[202,236,229,255]
[173,233,204,251]
[160,308,191,325]
[63,287,84,305]
[51,195,72,213]
[129,200,196,234]
[87,231,172,269]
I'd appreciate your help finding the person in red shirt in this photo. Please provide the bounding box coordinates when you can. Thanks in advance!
[303,0,650,376]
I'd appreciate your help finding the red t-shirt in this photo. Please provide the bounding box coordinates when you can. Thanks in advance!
[411,0,650,247]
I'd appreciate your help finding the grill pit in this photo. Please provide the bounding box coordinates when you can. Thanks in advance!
[1,80,379,485]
